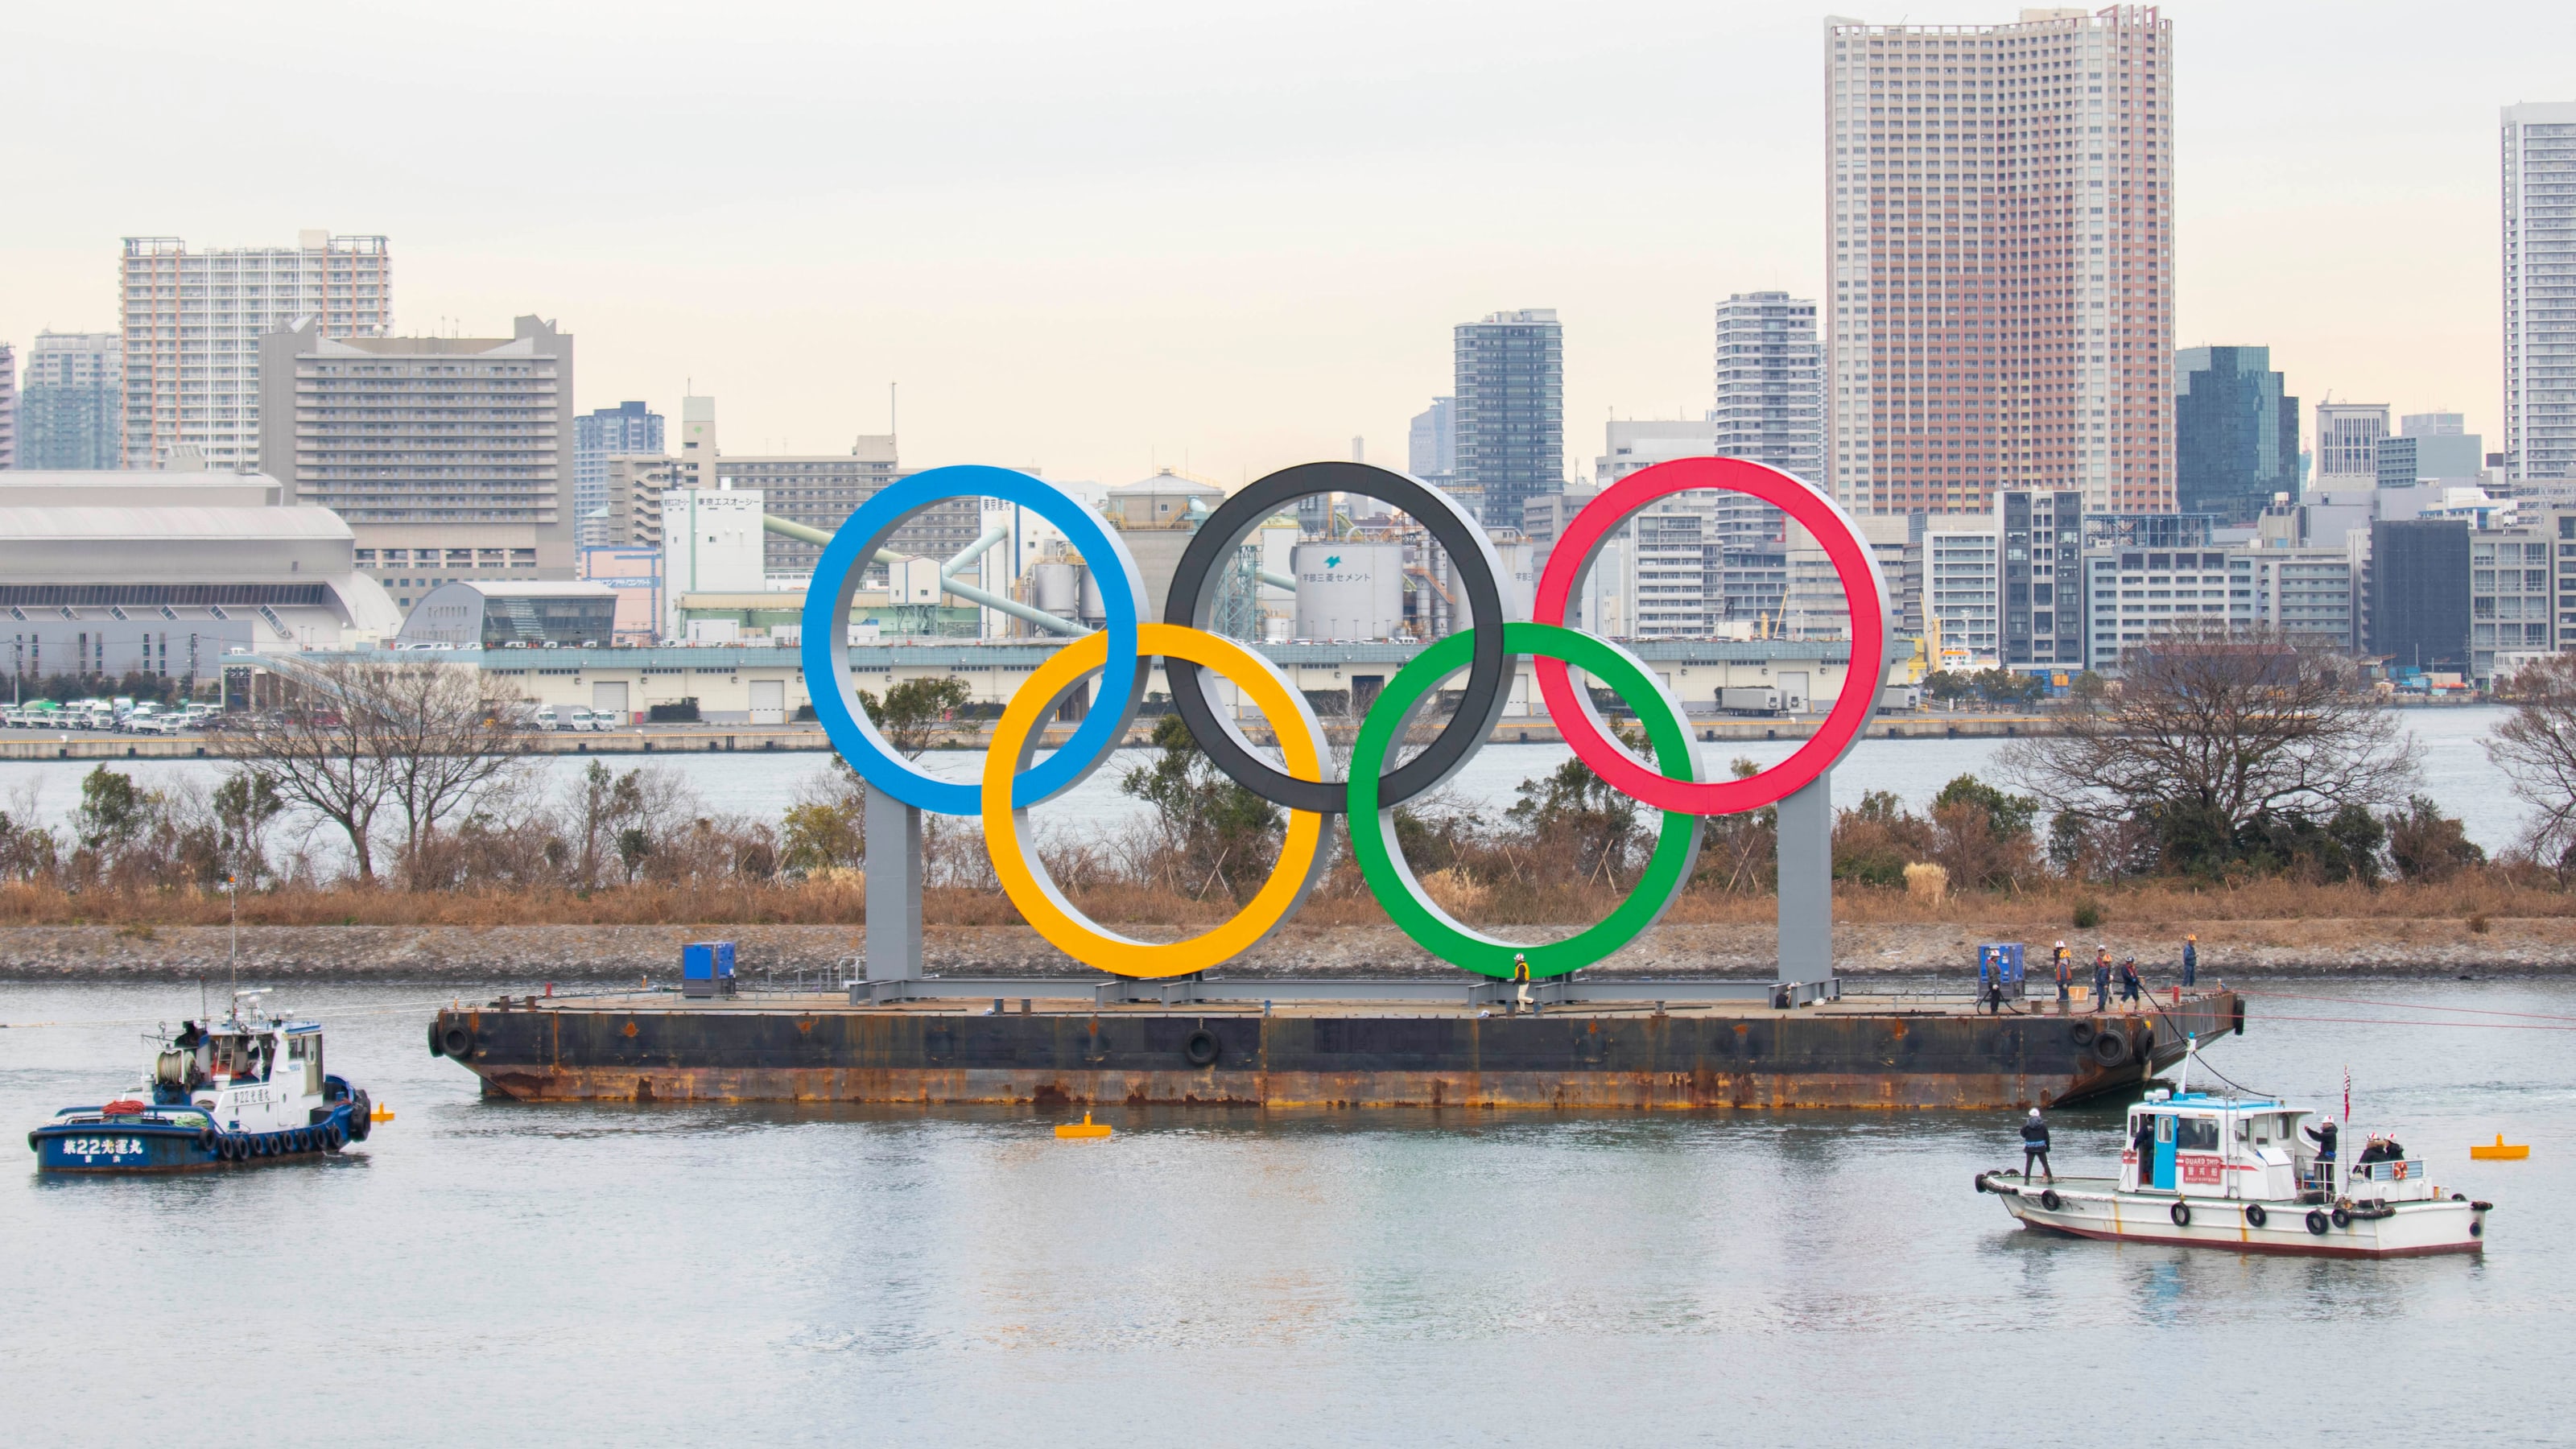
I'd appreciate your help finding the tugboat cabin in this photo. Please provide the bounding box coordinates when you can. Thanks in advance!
[2121,1092,2314,1200]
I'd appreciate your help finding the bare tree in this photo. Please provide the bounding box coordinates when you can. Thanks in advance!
[367,662,535,881]
[2490,654,2576,869]
[2000,624,2417,873]
[221,659,530,884]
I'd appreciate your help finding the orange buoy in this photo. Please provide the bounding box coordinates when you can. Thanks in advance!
[1055,1112,1113,1140]
[2471,1134,2529,1161]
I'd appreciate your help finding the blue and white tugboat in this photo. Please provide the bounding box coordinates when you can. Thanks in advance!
[28,992,375,1173]
[1975,1040,2491,1257]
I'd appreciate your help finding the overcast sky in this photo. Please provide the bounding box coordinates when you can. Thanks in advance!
[2,1,2566,487]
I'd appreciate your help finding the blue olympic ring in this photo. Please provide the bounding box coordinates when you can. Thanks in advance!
[800,464,1147,815]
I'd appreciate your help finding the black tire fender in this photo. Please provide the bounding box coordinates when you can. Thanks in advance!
[2330,1207,2351,1229]
[440,1023,474,1059]
[2070,1021,2097,1046]
[2245,1203,2268,1228]
[2306,1209,2330,1236]
[2090,1031,2130,1067]
[1182,1028,1220,1068]
[427,1021,446,1057]
[2170,1201,2192,1227]
[196,1127,217,1151]
[349,1090,373,1142]
[2039,1189,2063,1212]
[1975,1172,1989,1194]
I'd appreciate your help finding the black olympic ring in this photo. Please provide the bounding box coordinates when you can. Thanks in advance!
[1162,460,1513,815]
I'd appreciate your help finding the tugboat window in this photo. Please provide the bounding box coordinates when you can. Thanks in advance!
[2178,1117,2219,1151]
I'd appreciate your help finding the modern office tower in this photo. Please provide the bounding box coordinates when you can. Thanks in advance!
[0,344,13,469]
[1455,309,1564,529]
[575,402,664,546]
[1407,396,1456,481]
[2397,411,2487,481]
[17,332,122,469]
[119,231,390,471]
[2367,518,2471,674]
[256,315,574,612]
[2174,346,2298,525]
[1824,9,2176,518]
[1995,489,2083,670]
[2504,103,2576,486]
[2313,402,2390,492]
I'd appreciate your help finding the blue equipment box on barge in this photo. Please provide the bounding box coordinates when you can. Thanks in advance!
[682,941,737,998]
[1977,943,2024,992]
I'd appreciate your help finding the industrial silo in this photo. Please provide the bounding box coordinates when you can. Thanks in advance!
[1292,541,1405,640]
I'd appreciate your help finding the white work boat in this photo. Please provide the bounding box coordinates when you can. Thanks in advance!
[1975,1040,2491,1258]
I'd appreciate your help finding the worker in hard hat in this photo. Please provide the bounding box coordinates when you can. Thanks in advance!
[2182,933,2198,989]
[2051,940,2073,1013]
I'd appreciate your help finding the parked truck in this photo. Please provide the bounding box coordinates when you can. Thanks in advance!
[1719,686,1785,716]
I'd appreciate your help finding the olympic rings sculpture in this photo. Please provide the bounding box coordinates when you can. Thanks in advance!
[803,456,1892,981]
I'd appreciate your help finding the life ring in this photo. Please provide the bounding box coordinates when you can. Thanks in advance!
[1183,1029,1220,1068]
[2306,1209,2330,1236]
[2070,1021,2097,1046]
[2330,1207,2351,1229]
[440,1024,475,1059]
[2169,1202,2191,1227]
[2244,1203,2268,1228]
[2039,1189,2062,1212]
[2090,1032,2130,1067]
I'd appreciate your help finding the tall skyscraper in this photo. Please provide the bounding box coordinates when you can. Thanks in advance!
[1407,396,1456,483]
[2504,103,2576,486]
[2174,345,2298,526]
[17,332,122,469]
[1713,291,1824,480]
[0,344,14,470]
[575,401,665,545]
[257,315,575,609]
[119,231,390,471]
[1455,308,1563,529]
[1824,8,2175,518]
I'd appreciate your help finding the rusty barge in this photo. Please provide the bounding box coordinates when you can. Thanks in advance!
[430,986,2243,1112]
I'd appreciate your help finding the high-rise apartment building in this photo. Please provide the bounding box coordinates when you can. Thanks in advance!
[1455,309,1564,530]
[1824,8,2176,518]
[575,402,664,545]
[2504,103,2576,486]
[120,231,390,471]
[2313,402,2390,492]
[257,315,574,611]
[17,332,122,470]
[1407,396,1456,483]
[2174,346,2298,526]
[0,344,14,470]
[1713,291,1824,481]
[720,440,906,576]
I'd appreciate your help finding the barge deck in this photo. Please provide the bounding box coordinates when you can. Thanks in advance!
[432,988,2243,1112]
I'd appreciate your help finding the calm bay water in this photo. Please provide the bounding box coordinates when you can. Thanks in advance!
[3,975,2571,1445]
[0,704,2535,858]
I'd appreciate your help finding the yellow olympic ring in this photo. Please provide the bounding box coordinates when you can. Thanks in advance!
[984,622,1332,978]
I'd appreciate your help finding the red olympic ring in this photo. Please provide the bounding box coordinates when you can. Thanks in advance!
[1530,456,1892,815]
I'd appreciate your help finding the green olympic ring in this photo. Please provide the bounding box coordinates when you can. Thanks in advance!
[1347,621,1705,979]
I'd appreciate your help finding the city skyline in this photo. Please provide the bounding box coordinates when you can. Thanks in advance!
[0,2,2560,489]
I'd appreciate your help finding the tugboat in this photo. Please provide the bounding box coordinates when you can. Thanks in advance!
[28,992,375,1173]
[1975,1040,2491,1257]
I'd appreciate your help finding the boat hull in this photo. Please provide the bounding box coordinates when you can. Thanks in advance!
[433,991,2245,1112]
[1980,1174,2487,1258]
[30,1103,366,1174]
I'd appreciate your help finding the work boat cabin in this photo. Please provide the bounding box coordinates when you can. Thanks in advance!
[1980,1068,2491,1257]
[28,993,374,1172]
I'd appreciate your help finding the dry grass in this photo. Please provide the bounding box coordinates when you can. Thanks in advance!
[3,868,2567,933]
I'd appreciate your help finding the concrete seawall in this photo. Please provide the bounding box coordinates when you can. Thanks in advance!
[3,919,2570,983]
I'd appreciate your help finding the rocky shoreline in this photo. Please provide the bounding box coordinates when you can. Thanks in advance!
[0,919,2569,984]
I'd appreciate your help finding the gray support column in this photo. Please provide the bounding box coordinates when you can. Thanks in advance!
[1776,770,1834,992]
[865,783,924,983]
